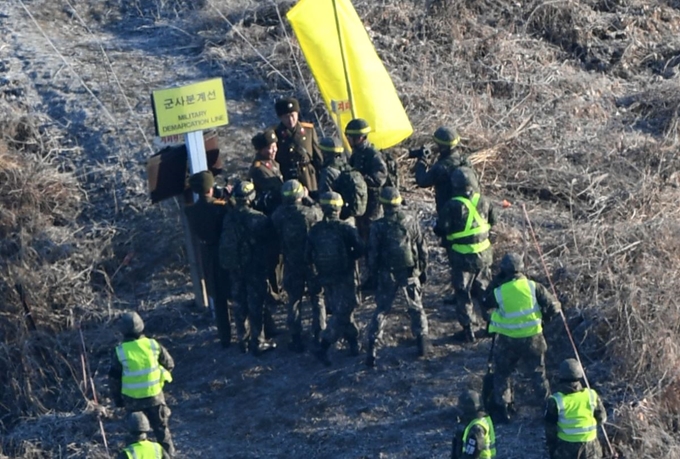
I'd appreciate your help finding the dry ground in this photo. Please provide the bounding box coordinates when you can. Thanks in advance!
[1,0,680,458]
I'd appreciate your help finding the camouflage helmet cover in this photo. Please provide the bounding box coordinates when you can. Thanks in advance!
[281,179,305,201]
[128,411,151,433]
[345,118,371,136]
[433,126,460,148]
[559,358,584,381]
[120,311,144,335]
[379,186,402,207]
[319,136,344,155]
[319,191,344,211]
[233,181,256,200]
[500,252,524,275]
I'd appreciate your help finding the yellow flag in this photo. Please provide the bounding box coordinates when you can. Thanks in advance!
[287,0,412,149]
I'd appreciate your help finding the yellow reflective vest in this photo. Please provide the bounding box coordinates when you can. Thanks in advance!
[116,337,172,399]
[462,416,496,458]
[551,389,599,442]
[123,439,163,459]
[446,193,491,254]
[489,278,543,339]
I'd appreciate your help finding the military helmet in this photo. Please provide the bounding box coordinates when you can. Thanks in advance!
[281,179,305,201]
[379,186,402,207]
[433,126,460,148]
[345,118,371,136]
[319,137,344,155]
[450,166,479,195]
[500,252,524,275]
[233,181,256,201]
[319,191,344,212]
[120,311,144,335]
[559,358,584,382]
[128,411,151,433]
[459,390,483,415]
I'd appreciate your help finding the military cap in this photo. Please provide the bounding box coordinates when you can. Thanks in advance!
[379,186,403,206]
[459,390,483,416]
[450,166,479,195]
[433,126,460,147]
[559,358,584,382]
[275,97,300,116]
[251,129,278,150]
[281,179,305,201]
[345,118,371,136]
[500,252,524,275]
[233,181,256,200]
[188,171,214,194]
[128,412,151,433]
[319,136,344,154]
[120,311,144,335]
[319,191,344,210]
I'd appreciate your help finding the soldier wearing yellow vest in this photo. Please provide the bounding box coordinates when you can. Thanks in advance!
[109,312,175,457]
[545,359,606,459]
[434,167,496,342]
[451,390,497,459]
[481,252,561,423]
[117,412,170,459]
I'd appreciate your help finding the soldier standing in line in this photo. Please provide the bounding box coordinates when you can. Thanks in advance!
[451,390,497,459]
[184,171,232,348]
[317,136,348,193]
[413,126,474,216]
[109,312,175,458]
[249,129,284,216]
[435,167,496,343]
[365,187,430,367]
[271,179,326,352]
[219,181,277,356]
[482,252,561,422]
[345,118,388,241]
[545,359,606,459]
[117,412,170,459]
[273,97,324,193]
[307,191,365,366]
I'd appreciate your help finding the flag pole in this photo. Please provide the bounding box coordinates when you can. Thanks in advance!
[332,0,356,120]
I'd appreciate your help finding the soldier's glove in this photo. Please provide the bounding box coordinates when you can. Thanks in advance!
[418,271,427,285]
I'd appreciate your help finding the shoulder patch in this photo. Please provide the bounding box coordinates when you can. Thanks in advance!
[300,122,314,129]
[253,160,262,168]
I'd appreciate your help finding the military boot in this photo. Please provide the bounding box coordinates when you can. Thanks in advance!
[314,339,332,366]
[287,333,305,353]
[416,334,431,358]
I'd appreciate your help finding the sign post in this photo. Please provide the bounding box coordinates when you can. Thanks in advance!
[151,78,230,309]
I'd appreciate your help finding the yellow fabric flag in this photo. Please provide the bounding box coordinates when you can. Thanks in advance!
[287,0,412,149]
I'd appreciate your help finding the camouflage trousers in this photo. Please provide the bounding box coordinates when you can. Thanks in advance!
[366,269,429,354]
[450,266,489,329]
[283,265,326,342]
[230,273,268,348]
[132,404,175,457]
[493,333,550,407]
[320,273,359,346]
[549,439,603,459]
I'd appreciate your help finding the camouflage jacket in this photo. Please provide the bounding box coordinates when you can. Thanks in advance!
[368,208,428,276]
[306,214,364,281]
[219,204,277,276]
[271,201,323,269]
[481,273,562,322]
[414,152,473,215]
[349,141,387,189]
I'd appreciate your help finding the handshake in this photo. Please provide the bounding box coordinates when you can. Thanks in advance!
[408,146,432,160]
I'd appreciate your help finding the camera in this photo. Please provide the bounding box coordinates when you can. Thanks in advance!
[408,146,431,159]
[212,185,228,200]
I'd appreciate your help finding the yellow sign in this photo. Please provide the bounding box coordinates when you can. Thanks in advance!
[151,78,229,137]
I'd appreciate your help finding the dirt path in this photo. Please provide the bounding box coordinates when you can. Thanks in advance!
[1,1,551,457]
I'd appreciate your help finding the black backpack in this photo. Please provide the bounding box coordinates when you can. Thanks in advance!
[219,211,251,269]
[335,169,368,219]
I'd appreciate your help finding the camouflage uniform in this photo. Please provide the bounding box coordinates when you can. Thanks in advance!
[545,380,606,459]
[348,140,387,239]
[184,172,232,347]
[274,121,324,192]
[414,151,473,216]
[109,333,175,456]
[366,188,429,365]
[451,390,496,459]
[318,155,348,194]
[271,193,326,348]
[219,190,277,354]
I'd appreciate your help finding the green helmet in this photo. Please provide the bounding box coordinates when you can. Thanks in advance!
[319,137,344,156]
[233,181,256,201]
[128,412,151,433]
[459,390,483,415]
[433,126,460,148]
[559,358,584,382]
[500,252,524,275]
[450,166,479,196]
[120,312,144,335]
[281,179,305,201]
[379,186,402,207]
[319,191,343,213]
[345,118,371,136]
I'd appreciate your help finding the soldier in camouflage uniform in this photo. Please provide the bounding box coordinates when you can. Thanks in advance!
[307,192,365,366]
[317,136,348,194]
[451,390,497,459]
[365,187,430,367]
[414,127,475,216]
[273,97,324,193]
[271,179,326,351]
[109,312,175,457]
[219,181,277,356]
[481,252,561,422]
[545,359,606,459]
[345,118,388,241]
[435,167,496,342]
[117,412,170,459]
[184,171,232,348]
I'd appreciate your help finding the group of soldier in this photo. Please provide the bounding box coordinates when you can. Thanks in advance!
[109,97,608,458]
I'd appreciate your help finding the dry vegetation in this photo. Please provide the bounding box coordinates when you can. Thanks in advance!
[1,0,680,457]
